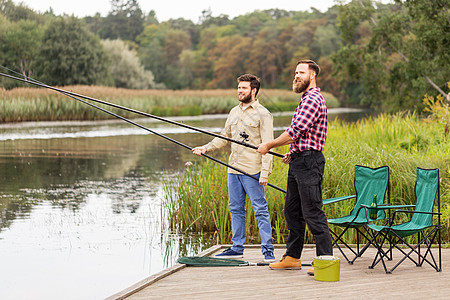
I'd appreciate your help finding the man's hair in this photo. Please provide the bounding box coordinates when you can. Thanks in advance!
[237,74,261,96]
[297,59,320,77]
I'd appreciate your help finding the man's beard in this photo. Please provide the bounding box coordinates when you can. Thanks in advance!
[239,92,252,104]
[292,77,310,94]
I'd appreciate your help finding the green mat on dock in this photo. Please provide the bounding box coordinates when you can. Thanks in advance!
[178,256,269,267]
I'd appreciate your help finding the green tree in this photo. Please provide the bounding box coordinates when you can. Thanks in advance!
[311,23,343,58]
[0,19,43,78]
[137,22,193,89]
[199,8,230,28]
[0,0,46,23]
[165,18,199,46]
[137,23,168,84]
[333,0,449,110]
[35,16,108,86]
[232,10,273,37]
[99,0,144,42]
[178,49,195,89]
[145,10,158,25]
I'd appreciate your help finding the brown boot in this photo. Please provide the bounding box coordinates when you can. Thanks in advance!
[307,268,314,276]
[269,255,302,270]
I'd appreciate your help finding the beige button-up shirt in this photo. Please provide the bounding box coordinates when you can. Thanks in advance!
[203,100,273,178]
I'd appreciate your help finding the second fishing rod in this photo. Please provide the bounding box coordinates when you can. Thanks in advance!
[0,71,284,159]
[55,87,287,193]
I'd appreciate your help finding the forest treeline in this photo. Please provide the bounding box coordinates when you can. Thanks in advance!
[0,0,448,111]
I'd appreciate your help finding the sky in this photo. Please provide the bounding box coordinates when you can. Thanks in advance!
[17,0,343,22]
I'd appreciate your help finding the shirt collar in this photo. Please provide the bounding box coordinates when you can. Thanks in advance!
[302,87,321,99]
[240,99,259,110]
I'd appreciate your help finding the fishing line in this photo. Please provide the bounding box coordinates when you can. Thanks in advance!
[0,69,284,158]
[0,70,286,193]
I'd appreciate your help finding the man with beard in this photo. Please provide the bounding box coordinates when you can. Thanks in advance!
[257,60,333,274]
[192,74,275,262]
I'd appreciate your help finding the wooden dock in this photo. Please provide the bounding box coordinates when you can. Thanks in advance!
[108,244,448,299]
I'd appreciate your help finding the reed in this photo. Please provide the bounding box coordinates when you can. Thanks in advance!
[162,113,450,245]
[0,86,339,122]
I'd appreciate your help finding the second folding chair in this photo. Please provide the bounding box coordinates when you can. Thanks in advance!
[365,167,441,274]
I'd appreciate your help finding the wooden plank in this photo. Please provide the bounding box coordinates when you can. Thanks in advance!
[110,244,449,299]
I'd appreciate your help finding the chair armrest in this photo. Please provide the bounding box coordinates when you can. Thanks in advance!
[390,210,441,225]
[361,204,416,211]
[393,210,442,216]
[323,195,356,205]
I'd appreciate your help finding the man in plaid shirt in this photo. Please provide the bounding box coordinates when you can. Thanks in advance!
[257,60,333,273]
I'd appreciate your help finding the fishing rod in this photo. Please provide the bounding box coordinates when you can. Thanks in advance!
[0,70,286,193]
[0,70,284,158]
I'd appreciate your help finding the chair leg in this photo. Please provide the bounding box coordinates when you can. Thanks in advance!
[330,228,358,264]
[368,230,393,274]
[331,226,380,265]
[417,232,421,266]
[438,224,442,271]
[331,235,349,262]
[349,227,377,264]
[356,230,360,256]
[387,228,440,273]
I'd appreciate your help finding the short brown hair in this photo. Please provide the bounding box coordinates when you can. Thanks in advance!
[297,59,320,77]
[237,74,261,96]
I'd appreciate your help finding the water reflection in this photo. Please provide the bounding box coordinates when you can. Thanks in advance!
[0,121,217,299]
[0,109,369,299]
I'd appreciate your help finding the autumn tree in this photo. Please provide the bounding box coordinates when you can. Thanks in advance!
[207,35,252,88]
[245,25,283,87]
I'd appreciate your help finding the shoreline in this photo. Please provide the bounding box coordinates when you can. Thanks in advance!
[0,108,368,129]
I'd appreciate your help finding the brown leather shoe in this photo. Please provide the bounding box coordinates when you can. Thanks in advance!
[269,255,302,270]
[307,268,314,276]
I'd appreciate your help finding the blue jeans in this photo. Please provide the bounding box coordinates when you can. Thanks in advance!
[228,173,274,255]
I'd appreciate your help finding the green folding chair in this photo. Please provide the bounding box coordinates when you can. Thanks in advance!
[324,165,390,264]
[365,167,441,274]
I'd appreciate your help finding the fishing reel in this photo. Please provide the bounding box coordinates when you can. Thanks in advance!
[239,131,249,142]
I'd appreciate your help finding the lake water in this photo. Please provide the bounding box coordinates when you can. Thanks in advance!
[0,109,367,299]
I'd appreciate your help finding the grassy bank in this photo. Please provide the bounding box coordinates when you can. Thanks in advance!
[162,113,450,245]
[0,86,340,122]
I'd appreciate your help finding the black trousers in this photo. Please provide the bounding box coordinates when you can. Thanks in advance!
[285,150,333,259]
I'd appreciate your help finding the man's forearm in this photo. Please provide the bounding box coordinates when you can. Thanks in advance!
[257,131,295,155]
[267,132,294,149]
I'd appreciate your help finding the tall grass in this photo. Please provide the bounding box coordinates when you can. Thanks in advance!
[162,113,450,245]
[0,85,339,122]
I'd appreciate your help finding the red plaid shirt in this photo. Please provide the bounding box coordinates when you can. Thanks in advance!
[286,87,327,153]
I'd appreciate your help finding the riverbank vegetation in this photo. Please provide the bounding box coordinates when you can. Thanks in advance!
[0,86,339,122]
[162,113,450,245]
